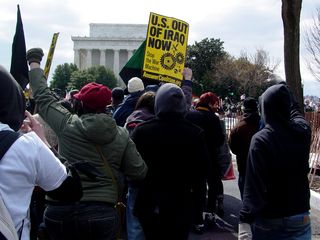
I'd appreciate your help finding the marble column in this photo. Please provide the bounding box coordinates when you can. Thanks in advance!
[74,49,80,68]
[114,49,120,77]
[86,49,92,68]
[100,49,106,67]
[128,50,133,60]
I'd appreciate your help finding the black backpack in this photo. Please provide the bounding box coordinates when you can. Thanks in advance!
[0,130,21,159]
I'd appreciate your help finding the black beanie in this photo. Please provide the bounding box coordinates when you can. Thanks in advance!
[243,97,258,113]
[112,87,125,101]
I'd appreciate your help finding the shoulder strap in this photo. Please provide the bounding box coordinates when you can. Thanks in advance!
[0,131,22,160]
[0,194,19,240]
[95,146,118,187]
[95,145,121,201]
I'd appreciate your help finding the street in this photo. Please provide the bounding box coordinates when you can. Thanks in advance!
[188,161,320,240]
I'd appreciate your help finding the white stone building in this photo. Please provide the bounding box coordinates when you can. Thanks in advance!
[72,23,147,86]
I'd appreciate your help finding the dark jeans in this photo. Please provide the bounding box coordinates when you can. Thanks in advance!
[192,166,222,225]
[30,188,46,240]
[44,202,119,240]
[252,212,311,240]
[206,168,223,213]
[139,208,191,240]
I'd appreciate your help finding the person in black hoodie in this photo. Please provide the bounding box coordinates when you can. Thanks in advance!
[131,83,209,240]
[238,83,311,240]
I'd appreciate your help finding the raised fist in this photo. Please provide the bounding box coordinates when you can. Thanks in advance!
[26,48,44,65]
[183,67,193,81]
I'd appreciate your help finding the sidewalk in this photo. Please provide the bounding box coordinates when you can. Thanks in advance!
[311,190,320,211]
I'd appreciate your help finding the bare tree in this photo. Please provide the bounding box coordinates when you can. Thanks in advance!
[305,8,320,82]
[282,0,304,111]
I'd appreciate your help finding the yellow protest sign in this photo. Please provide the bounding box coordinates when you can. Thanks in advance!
[143,12,189,86]
[44,32,59,79]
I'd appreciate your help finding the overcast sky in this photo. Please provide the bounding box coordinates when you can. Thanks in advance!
[1,0,319,96]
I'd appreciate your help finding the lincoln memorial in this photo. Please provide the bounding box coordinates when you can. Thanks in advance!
[72,23,147,85]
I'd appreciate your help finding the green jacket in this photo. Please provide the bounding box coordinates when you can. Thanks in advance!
[29,68,147,204]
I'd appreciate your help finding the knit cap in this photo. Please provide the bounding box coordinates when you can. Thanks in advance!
[128,77,145,93]
[243,97,258,113]
[74,82,111,112]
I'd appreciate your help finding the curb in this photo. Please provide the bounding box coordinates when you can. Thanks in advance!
[310,189,320,211]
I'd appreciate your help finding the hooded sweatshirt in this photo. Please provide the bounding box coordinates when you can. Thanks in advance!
[130,83,209,239]
[154,83,187,118]
[239,83,311,223]
[0,65,25,131]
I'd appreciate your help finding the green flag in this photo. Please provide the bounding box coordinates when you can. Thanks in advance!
[10,5,29,90]
[119,40,159,86]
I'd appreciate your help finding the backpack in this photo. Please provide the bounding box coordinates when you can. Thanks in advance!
[0,130,21,240]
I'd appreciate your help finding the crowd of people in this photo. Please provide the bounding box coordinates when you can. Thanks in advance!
[0,46,312,240]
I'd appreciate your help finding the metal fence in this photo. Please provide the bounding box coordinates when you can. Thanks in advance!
[305,112,320,186]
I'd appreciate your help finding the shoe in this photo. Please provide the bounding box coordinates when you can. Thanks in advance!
[193,224,205,234]
[205,213,216,228]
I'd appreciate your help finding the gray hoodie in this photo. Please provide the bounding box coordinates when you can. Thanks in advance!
[155,83,187,118]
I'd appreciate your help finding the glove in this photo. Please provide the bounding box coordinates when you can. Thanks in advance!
[238,223,252,240]
[183,67,193,81]
[26,48,44,64]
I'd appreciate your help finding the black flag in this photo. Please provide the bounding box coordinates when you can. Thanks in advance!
[10,5,29,90]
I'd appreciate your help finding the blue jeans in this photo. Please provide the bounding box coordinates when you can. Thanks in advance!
[126,187,145,240]
[252,212,311,240]
[44,202,119,240]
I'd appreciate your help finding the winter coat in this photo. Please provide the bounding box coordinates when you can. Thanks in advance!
[185,107,224,170]
[228,111,261,176]
[125,107,155,135]
[29,68,147,205]
[113,91,144,126]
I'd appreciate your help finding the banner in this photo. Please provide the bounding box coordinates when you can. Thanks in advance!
[10,5,29,90]
[44,32,59,79]
[143,12,189,86]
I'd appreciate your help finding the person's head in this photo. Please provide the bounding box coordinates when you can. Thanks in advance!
[0,65,26,131]
[242,97,258,114]
[111,87,124,106]
[197,92,220,112]
[73,82,112,115]
[154,83,187,118]
[135,91,156,114]
[127,77,145,94]
[259,83,291,125]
